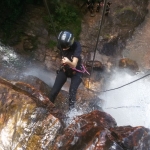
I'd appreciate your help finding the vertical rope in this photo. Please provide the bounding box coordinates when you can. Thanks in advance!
[43,0,64,56]
[88,0,108,89]
[90,0,107,76]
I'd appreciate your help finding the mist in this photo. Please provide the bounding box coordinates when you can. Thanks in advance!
[99,69,150,128]
[22,67,56,87]
[23,67,71,91]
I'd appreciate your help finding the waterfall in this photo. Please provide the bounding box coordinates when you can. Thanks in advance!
[99,1,150,128]
[99,71,150,128]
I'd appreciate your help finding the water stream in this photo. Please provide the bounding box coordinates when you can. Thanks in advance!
[99,1,150,128]
[0,1,150,129]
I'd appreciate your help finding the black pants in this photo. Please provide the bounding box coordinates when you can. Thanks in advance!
[49,70,83,109]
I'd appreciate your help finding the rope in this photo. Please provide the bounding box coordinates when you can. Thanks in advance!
[102,72,150,92]
[88,0,107,87]
[89,0,107,75]
[43,0,64,56]
[83,72,150,94]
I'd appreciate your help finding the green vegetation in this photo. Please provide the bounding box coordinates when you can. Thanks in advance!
[47,40,57,48]
[0,0,83,44]
[0,0,31,43]
[115,6,133,15]
[44,2,82,40]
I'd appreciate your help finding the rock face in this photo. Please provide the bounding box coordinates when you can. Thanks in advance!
[0,77,61,150]
[0,0,148,73]
[53,110,117,150]
[119,58,139,72]
[0,1,150,149]
[80,0,149,57]
[0,76,149,149]
[53,110,150,150]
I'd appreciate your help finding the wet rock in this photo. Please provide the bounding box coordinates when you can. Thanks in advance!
[53,110,117,150]
[110,126,150,149]
[53,110,150,150]
[23,38,34,51]
[116,9,138,27]
[0,75,149,149]
[0,77,62,150]
[81,77,104,93]
[11,75,51,97]
[86,60,104,70]
[119,58,139,72]
[100,39,118,56]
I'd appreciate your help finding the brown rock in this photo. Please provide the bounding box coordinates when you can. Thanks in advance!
[119,58,139,72]
[53,110,117,150]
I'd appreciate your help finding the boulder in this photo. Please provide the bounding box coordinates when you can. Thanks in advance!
[119,58,139,72]
[0,77,62,150]
[53,110,150,150]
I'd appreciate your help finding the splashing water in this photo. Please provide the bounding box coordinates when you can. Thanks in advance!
[102,1,150,128]
[99,70,150,128]
[65,108,84,127]
[23,67,56,87]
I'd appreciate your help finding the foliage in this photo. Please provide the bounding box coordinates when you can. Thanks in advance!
[0,0,43,41]
[44,2,82,40]
[47,40,57,48]
[0,0,28,42]
[0,0,82,44]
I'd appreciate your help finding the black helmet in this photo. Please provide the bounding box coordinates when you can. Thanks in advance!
[58,30,74,49]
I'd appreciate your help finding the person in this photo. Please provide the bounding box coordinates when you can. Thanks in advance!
[86,0,95,16]
[96,0,103,12]
[105,1,112,16]
[49,30,84,110]
[96,0,100,12]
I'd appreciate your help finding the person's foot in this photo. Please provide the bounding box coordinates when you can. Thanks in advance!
[69,105,75,110]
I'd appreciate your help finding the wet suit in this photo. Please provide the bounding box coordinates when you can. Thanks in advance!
[49,41,83,109]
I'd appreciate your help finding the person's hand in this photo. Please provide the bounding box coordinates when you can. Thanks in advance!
[61,57,70,65]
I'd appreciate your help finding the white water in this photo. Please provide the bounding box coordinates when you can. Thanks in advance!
[66,1,150,128]
[99,1,150,128]
[99,71,150,128]
[1,2,150,129]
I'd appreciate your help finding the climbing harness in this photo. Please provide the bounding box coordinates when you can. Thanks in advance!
[57,64,90,77]
[71,64,90,75]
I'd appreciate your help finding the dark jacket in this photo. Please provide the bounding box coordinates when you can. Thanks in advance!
[60,41,82,70]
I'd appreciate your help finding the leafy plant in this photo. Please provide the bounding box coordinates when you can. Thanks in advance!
[44,2,82,39]
[47,40,57,48]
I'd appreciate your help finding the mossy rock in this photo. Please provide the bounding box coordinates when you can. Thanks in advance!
[23,36,38,51]
[116,9,138,26]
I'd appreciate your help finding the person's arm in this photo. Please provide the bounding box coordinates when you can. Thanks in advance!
[61,57,78,68]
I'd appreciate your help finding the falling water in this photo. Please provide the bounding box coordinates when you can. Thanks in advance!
[99,1,150,128]
[1,1,150,129]
[99,70,150,127]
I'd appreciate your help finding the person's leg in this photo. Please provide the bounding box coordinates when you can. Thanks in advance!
[90,4,94,13]
[49,70,67,103]
[68,72,83,109]
[96,3,100,12]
